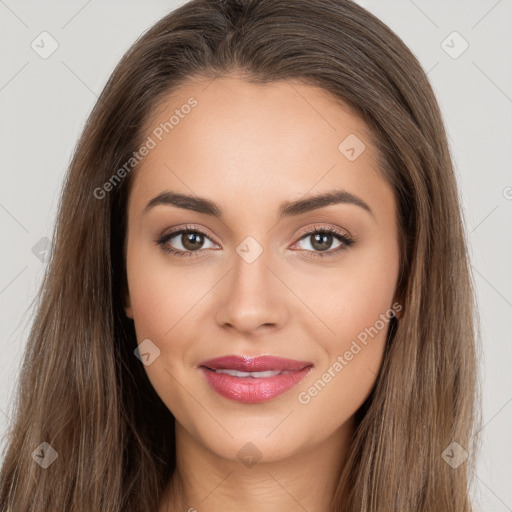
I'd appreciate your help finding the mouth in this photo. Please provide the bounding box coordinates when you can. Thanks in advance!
[197,355,314,403]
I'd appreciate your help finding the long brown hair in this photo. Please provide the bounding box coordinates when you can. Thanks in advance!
[0,0,481,510]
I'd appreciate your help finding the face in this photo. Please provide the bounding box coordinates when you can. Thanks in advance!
[123,75,401,463]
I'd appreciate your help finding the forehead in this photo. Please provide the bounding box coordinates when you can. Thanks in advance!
[128,75,392,220]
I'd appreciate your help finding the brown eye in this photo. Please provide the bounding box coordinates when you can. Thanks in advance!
[293,226,354,259]
[309,232,336,252]
[156,227,217,257]
[181,232,205,251]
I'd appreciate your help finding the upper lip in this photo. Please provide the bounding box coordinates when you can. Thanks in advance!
[198,355,313,372]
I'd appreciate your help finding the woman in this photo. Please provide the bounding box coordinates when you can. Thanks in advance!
[0,0,481,510]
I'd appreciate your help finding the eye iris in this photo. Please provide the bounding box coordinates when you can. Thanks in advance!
[311,232,333,251]
[182,232,204,251]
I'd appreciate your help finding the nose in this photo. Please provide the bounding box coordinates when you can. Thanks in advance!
[214,245,289,335]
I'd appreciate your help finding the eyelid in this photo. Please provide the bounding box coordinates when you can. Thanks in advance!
[293,223,351,241]
[159,224,218,243]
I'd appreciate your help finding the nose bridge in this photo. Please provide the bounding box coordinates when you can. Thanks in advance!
[234,234,272,291]
[215,233,287,332]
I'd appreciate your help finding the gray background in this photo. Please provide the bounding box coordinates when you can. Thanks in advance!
[1,1,511,510]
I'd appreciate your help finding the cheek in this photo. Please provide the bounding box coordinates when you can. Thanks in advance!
[125,247,200,407]
[306,238,400,345]
[306,240,399,398]
[126,260,170,339]
[332,267,397,341]
[126,242,204,340]
[294,264,398,440]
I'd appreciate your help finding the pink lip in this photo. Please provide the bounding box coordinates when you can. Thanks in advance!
[197,355,314,403]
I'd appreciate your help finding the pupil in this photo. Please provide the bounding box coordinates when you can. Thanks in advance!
[312,233,332,251]
[183,232,203,250]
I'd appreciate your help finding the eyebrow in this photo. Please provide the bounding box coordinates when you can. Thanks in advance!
[143,189,374,220]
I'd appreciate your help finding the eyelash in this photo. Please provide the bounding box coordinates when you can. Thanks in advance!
[155,224,355,260]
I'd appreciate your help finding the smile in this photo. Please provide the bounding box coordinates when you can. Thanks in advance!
[197,355,314,403]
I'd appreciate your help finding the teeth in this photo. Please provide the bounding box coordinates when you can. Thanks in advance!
[214,369,292,378]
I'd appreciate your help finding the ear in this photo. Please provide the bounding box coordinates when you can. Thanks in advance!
[391,295,404,321]
[124,290,133,319]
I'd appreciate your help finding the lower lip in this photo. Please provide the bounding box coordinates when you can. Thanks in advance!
[199,366,313,403]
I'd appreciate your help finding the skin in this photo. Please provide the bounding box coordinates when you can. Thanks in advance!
[123,75,401,511]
